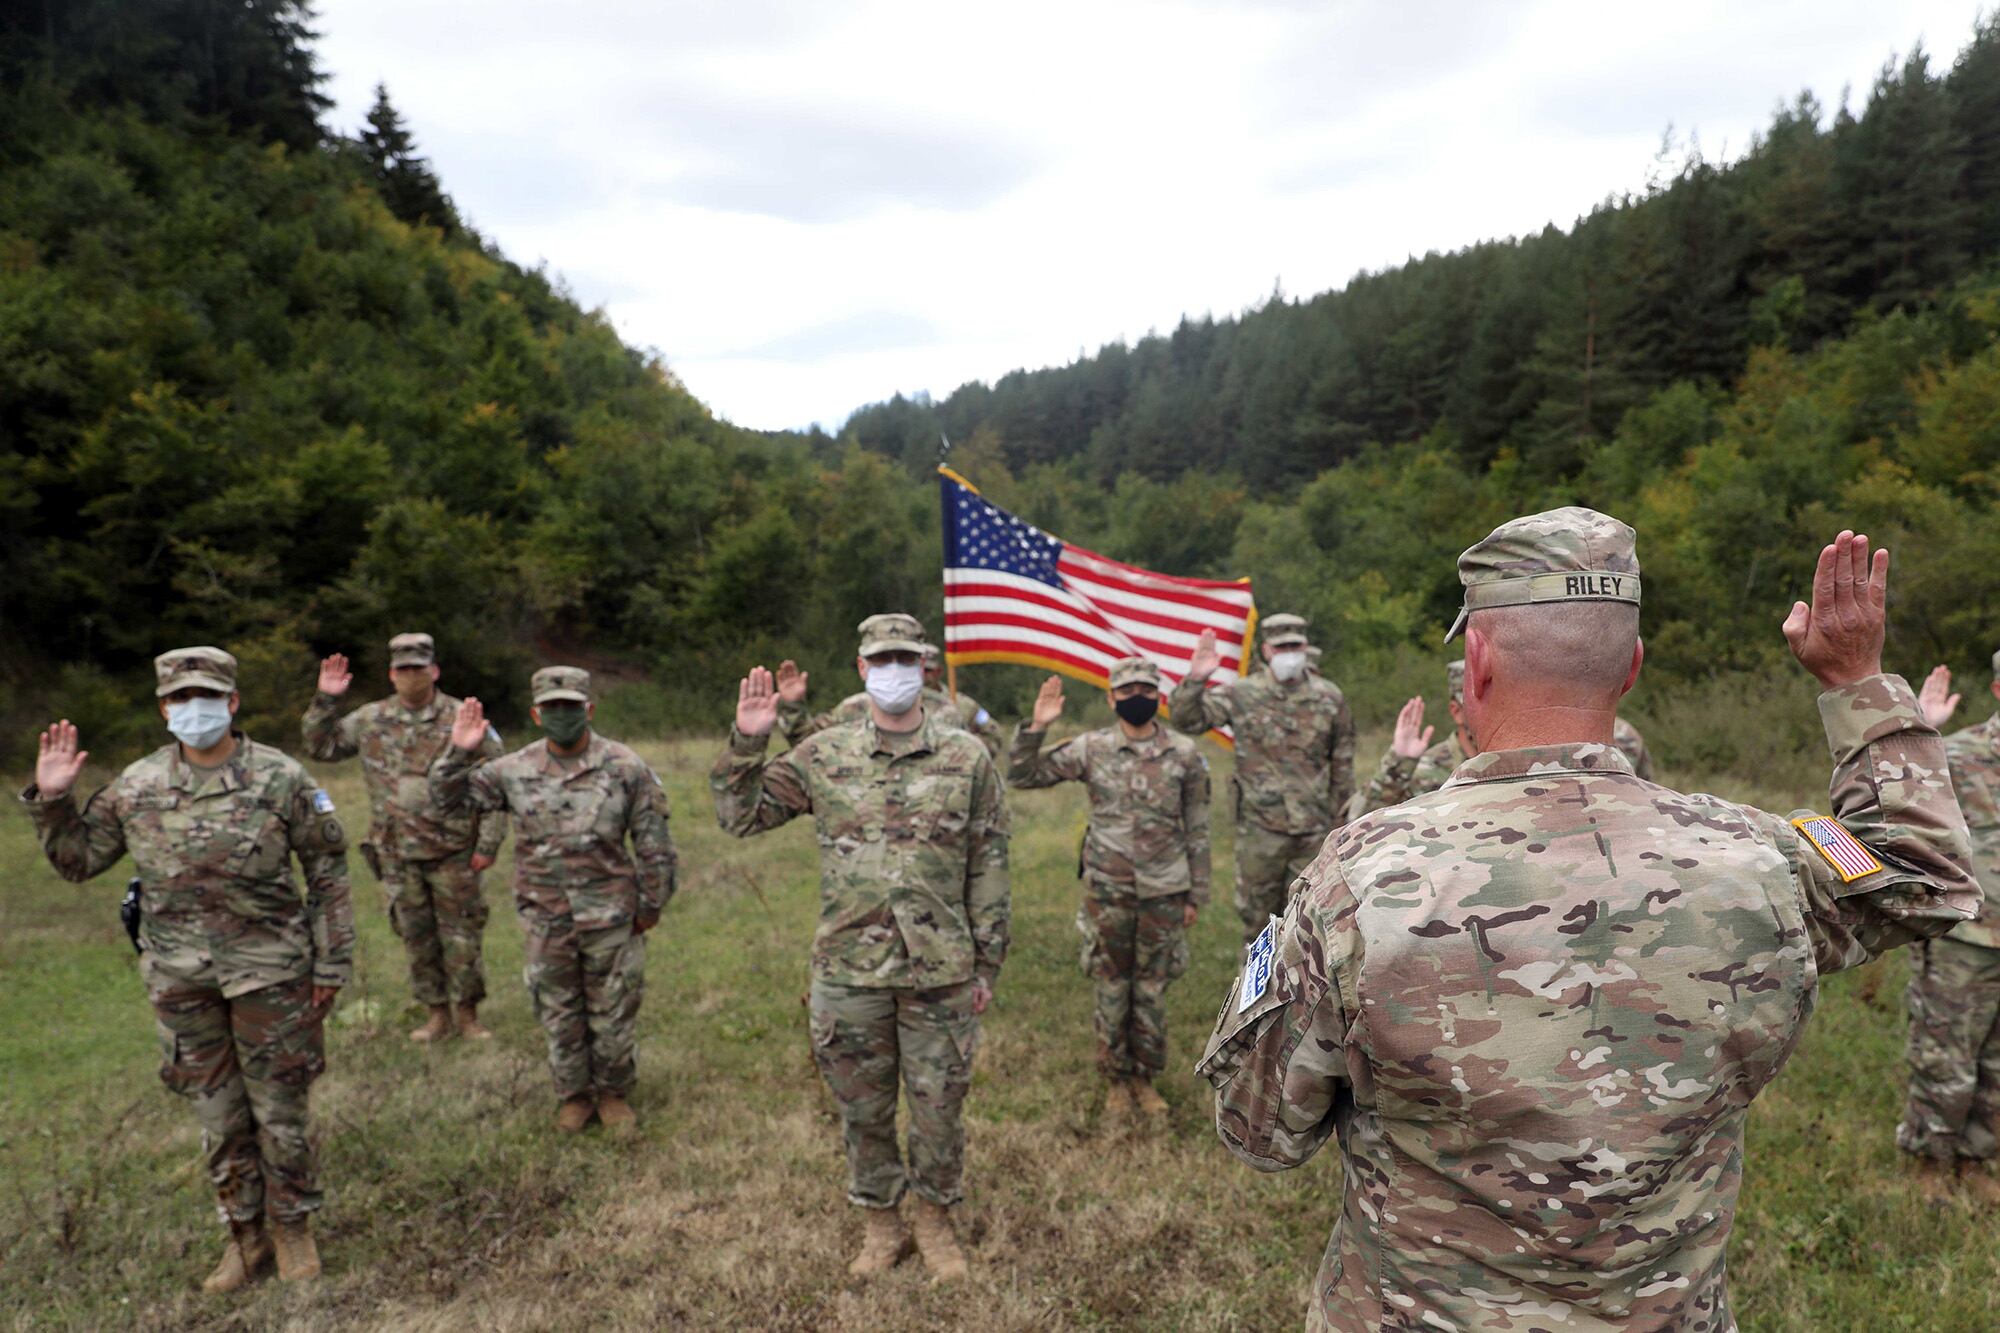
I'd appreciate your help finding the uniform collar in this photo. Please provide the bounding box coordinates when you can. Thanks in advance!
[167,732,251,794]
[534,732,606,776]
[868,709,938,757]
[1443,741,1634,787]
[390,690,449,721]
[1113,723,1165,753]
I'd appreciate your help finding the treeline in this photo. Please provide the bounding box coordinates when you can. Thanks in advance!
[3,4,1997,773]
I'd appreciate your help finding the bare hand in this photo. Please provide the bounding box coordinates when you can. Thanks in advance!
[1781,531,1888,690]
[1188,629,1222,682]
[469,854,495,872]
[311,985,339,1012]
[450,698,489,752]
[634,912,658,936]
[1182,902,1199,929]
[1029,675,1065,731]
[971,978,993,1016]
[317,654,353,698]
[1918,664,1962,730]
[35,720,88,798]
[736,666,779,737]
[775,659,809,705]
[1390,696,1434,759]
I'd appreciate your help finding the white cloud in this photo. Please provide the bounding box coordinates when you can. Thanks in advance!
[313,0,1992,432]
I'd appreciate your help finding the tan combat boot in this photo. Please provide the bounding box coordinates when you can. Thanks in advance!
[597,1095,637,1139]
[556,1096,596,1133]
[1102,1077,1134,1127]
[909,1197,969,1281]
[847,1203,912,1276]
[1129,1078,1169,1117]
[271,1217,321,1282]
[453,1002,493,1040]
[1909,1155,1960,1204]
[410,1005,453,1043]
[201,1219,273,1293]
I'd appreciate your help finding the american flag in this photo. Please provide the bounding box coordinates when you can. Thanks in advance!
[939,467,1256,704]
[1792,816,1884,883]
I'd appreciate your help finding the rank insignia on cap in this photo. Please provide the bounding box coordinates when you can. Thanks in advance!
[312,790,336,814]
[1238,917,1279,1013]
[1792,815,1882,882]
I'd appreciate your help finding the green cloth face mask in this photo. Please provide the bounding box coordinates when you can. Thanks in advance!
[539,703,590,747]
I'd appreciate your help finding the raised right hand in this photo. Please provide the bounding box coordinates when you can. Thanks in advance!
[1188,629,1222,682]
[1390,696,1434,759]
[737,666,779,736]
[1918,664,1962,730]
[1029,675,1066,731]
[775,659,809,705]
[317,653,353,697]
[35,720,88,798]
[450,698,489,751]
[1780,530,1888,690]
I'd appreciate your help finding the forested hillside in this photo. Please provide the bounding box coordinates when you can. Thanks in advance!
[4,3,1999,771]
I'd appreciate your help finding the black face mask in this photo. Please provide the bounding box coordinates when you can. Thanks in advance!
[1114,694,1160,726]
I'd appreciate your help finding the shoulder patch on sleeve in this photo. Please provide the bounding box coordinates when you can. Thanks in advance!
[312,789,336,814]
[485,723,502,745]
[974,708,991,727]
[1792,815,1884,882]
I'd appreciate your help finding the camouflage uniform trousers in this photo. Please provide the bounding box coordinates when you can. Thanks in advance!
[381,851,490,1007]
[1899,936,2000,1161]
[520,907,644,1100]
[150,974,326,1223]
[1232,819,1327,942]
[1077,882,1191,1079]
[808,977,981,1209]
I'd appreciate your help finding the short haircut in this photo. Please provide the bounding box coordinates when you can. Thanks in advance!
[1471,601,1638,700]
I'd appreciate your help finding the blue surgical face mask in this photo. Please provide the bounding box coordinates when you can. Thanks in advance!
[166,696,232,749]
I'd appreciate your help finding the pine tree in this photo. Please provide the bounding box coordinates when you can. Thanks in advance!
[360,83,460,234]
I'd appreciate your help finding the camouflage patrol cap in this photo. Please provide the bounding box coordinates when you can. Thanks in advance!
[1443,506,1641,644]
[388,632,435,667]
[531,665,591,705]
[922,643,943,668]
[1108,656,1162,690]
[1260,613,1310,648]
[857,612,927,657]
[154,646,238,697]
[1446,659,1466,704]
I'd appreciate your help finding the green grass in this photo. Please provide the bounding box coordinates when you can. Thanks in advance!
[3,729,1997,1330]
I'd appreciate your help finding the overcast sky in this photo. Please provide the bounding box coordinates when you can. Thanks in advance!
[314,0,1991,433]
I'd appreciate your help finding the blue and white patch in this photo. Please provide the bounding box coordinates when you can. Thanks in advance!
[485,723,502,746]
[1237,917,1278,1013]
[311,789,336,814]
[974,708,992,727]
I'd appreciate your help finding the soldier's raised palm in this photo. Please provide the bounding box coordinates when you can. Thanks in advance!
[775,660,809,705]
[1030,676,1065,730]
[1918,664,1961,730]
[35,720,88,798]
[317,654,353,698]
[1781,530,1888,689]
[450,698,489,752]
[737,666,779,737]
[1390,696,1434,759]
[1188,629,1222,682]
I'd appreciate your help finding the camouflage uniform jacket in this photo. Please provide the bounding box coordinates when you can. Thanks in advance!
[1613,716,1655,781]
[1168,670,1354,834]
[1198,675,1976,1332]
[779,688,1002,759]
[21,736,356,996]
[301,690,505,863]
[429,734,676,931]
[1355,733,1470,820]
[711,714,1010,988]
[1008,723,1211,905]
[1942,712,2000,948]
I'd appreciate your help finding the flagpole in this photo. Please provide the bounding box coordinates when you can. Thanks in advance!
[939,431,959,701]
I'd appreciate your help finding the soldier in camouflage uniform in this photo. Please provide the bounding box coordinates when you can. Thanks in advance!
[22,647,354,1291]
[1008,657,1208,1121]
[711,613,1009,1281]
[430,667,676,1137]
[770,636,1003,759]
[302,632,506,1042]
[1198,513,1976,1331]
[1901,652,2000,1198]
[1169,613,1354,942]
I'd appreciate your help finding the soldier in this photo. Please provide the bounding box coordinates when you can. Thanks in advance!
[923,644,1005,760]
[770,634,1002,759]
[711,612,1009,1282]
[1169,613,1354,942]
[429,667,676,1137]
[302,633,506,1042]
[1008,658,1209,1120]
[21,647,354,1291]
[1902,654,2000,1198]
[1197,514,1976,1331]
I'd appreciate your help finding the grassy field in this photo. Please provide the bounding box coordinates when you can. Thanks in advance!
[3,725,1999,1331]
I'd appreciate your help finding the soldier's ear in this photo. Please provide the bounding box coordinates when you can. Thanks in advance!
[227,692,241,716]
[1621,638,1644,699]
[585,701,596,720]
[856,656,871,681]
[1463,628,1493,702]
[428,664,441,683]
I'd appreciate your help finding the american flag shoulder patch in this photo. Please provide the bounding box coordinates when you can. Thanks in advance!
[1792,815,1884,882]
